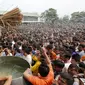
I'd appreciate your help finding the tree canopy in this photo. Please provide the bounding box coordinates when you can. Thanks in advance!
[70,11,85,23]
[41,8,85,24]
[41,8,58,24]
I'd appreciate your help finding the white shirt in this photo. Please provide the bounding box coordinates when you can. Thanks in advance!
[62,63,71,72]
[73,78,80,85]
[79,50,85,57]
[22,54,32,66]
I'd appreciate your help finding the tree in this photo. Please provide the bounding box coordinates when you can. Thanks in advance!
[41,8,58,24]
[62,15,69,23]
[70,11,85,23]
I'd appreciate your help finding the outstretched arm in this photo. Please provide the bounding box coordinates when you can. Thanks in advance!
[41,47,51,65]
[3,75,12,85]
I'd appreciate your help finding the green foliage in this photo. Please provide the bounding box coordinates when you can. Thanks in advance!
[62,15,69,23]
[41,8,58,24]
[70,11,85,23]
[41,8,85,24]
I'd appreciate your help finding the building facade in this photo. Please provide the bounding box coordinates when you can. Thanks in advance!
[22,12,40,23]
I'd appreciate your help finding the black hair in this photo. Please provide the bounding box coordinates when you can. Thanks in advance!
[24,47,32,54]
[13,38,18,42]
[46,44,53,50]
[79,62,85,69]
[49,40,54,44]
[64,54,71,59]
[52,60,65,68]
[32,44,37,50]
[79,44,85,48]
[72,54,80,63]
[68,64,79,71]
[17,42,22,46]
[22,44,27,51]
[60,72,74,85]
[38,64,49,77]
[79,62,85,73]
[15,47,21,53]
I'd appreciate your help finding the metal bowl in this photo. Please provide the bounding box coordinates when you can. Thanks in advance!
[0,56,32,85]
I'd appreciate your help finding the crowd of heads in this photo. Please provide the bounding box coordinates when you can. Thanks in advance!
[0,22,85,85]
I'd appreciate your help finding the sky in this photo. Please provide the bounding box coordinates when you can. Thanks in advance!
[0,0,85,17]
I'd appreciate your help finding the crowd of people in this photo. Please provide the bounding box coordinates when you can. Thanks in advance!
[0,22,85,85]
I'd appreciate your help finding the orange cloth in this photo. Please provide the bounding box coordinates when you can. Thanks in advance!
[51,51,57,60]
[26,65,54,85]
[81,56,85,61]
